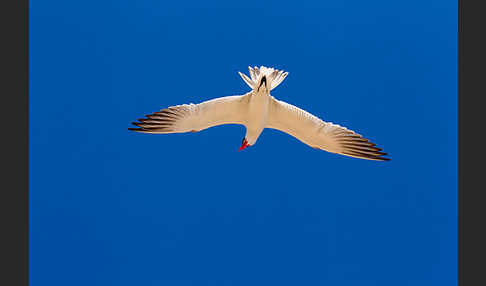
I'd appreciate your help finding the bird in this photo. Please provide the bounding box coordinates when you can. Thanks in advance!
[129,66,390,161]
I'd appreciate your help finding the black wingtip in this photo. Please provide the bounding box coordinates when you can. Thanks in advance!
[376,155,391,161]
[342,149,391,161]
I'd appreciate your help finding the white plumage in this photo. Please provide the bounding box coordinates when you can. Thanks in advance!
[130,66,389,161]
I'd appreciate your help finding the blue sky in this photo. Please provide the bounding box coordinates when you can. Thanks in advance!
[30,1,457,285]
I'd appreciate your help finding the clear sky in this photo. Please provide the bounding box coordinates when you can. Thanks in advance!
[30,1,457,285]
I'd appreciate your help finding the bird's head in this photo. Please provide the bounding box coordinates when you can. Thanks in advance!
[238,137,251,152]
[238,133,259,152]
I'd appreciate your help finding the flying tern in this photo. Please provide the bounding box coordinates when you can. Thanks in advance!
[129,66,390,161]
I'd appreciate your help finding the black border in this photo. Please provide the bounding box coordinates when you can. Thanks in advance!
[459,0,486,285]
[460,0,486,284]
[2,0,28,285]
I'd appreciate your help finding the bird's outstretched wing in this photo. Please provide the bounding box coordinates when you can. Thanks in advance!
[129,93,251,134]
[266,97,390,161]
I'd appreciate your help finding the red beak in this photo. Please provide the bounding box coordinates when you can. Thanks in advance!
[238,139,250,152]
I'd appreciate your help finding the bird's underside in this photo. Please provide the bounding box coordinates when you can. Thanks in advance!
[129,66,390,161]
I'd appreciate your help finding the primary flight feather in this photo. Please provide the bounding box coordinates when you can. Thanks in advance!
[129,66,390,161]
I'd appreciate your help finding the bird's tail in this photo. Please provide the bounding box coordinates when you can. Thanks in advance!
[238,66,288,91]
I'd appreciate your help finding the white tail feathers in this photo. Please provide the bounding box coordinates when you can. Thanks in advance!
[238,71,254,89]
[238,66,288,91]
